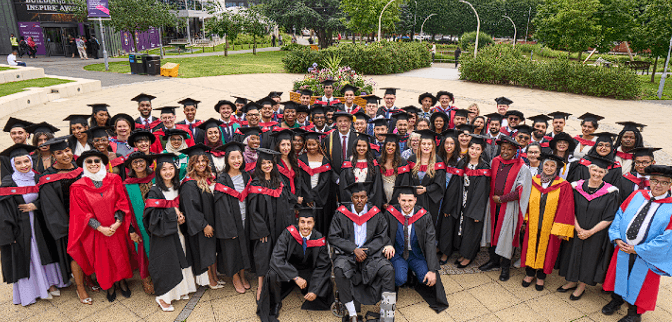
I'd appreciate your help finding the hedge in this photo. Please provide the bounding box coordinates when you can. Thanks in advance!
[459,44,643,100]
[282,42,432,75]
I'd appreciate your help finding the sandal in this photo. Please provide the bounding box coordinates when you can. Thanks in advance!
[142,277,155,295]
[84,275,100,292]
[76,288,92,305]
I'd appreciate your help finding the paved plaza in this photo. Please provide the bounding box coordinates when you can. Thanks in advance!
[1,68,672,321]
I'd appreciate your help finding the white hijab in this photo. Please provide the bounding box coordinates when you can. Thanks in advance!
[82,156,108,182]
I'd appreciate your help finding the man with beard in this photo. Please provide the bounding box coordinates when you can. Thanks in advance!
[132,93,160,130]
[545,111,571,140]
[527,114,552,147]
[257,97,280,130]
[310,106,331,134]
[501,110,524,137]
[483,113,504,160]
[614,121,646,175]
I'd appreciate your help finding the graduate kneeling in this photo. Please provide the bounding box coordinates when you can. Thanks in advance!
[329,182,395,322]
[383,186,449,313]
[258,207,333,322]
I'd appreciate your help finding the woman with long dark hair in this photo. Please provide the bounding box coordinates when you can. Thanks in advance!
[377,133,411,208]
[271,130,303,206]
[430,112,449,134]
[27,122,58,174]
[549,132,577,180]
[199,119,226,176]
[572,113,602,160]
[64,114,92,158]
[88,103,111,128]
[406,130,446,225]
[339,133,383,209]
[298,131,334,235]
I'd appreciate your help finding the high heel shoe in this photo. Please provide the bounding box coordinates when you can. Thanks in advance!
[76,288,92,305]
[106,286,117,302]
[456,260,471,269]
[119,280,132,298]
[156,297,175,312]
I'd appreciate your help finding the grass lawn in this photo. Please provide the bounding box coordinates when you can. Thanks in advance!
[84,51,287,78]
[0,66,15,71]
[639,74,672,100]
[0,77,73,97]
[114,43,275,58]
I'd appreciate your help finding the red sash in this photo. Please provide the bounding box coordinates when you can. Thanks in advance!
[337,205,380,226]
[214,182,250,202]
[145,198,179,208]
[381,164,411,176]
[370,143,380,152]
[445,166,461,176]
[210,150,226,157]
[616,150,633,160]
[342,160,379,169]
[298,160,331,176]
[579,158,622,170]
[573,135,595,147]
[530,176,564,194]
[349,106,362,114]
[245,162,257,172]
[0,186,39,196]
[277,162,296,194]
[38,168,83,186]
[387,206,426,225]
[249,183,284,197]
[623,173,649,188]
[109,155,126,168]
[286,225,326,247]
[407,161,445,172]
[135,119,162,131]
[123,172,155,184]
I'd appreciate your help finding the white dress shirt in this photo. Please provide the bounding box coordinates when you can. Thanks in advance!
[625,191,669,245]
[351,204,368,248]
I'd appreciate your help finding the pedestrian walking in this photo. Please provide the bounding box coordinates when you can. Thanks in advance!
[76,36,88,60]
[455,47,461,68]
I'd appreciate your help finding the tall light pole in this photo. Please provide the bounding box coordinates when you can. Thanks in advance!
[378,0,396,42]
[657,36,672,99]
[524,6,531,43]
[459,0,480,57]
[503,15,516,47]
[420,13,437,41]
[413,0,417,40]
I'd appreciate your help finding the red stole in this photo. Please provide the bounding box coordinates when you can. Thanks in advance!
[0,186,39,196]
[489,156,525,246]
[573,135,595,147]
[381,164,411,177]
[123,172,155,185]
[145,198,179,208]
[298,159,331,176]
[245,161,257,172]
[37,168,83,186]
[337,205,380,226]
[407,161,446,172]
[616,150,634,160]
[277,160,296,194]
[286,225,326,247]
[249,182,284,197]
[623,173,649,189]
[214,181,250,202]
[387,206,426,225]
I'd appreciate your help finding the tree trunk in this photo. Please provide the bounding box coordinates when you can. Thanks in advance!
[651,56,659,83]
[317,29,328,49]
[352,33,356,44]
[132,31,138,53]
[224,35,228,57]
[577,51,582,61]
[253,35,257,55]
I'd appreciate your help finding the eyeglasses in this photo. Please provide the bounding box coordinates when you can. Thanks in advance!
[85,159,102,164]
[635,161,652,166]
[131,159,146,165]
[650,179,671,186]
[518,135,530,140]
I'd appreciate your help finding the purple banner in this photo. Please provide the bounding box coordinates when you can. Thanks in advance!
[17,21,46,56]
[87,0,110,18]
[121,27,161,53]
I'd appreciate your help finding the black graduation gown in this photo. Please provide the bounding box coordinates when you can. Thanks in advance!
[248,178,297,276]
[438,160,491,260]
[31,154,51,174]
[558,181,618,286]
[566,156,623,187]
[297,155,334,235]
[213,172,253,277]
[143,186,192,296]
[179,179,216,276]
[384,205,449,313]
[277,160,303,204]
[0,176,56,283]
[406,155,447,225]
[321,130,357,178]
[37,166,82,281]
[339,160,384,209]
[0,156,12,178]
[617,172,647,203]
[379,159,412,207]
[328,202,392,305]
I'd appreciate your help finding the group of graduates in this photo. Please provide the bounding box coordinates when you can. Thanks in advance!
[1,83,671,322]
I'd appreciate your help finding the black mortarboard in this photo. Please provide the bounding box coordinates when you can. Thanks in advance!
[414,129,438,140]
[164,128,190,139]
[441,129,459,138]
[88,103,109,114]
[616,121,646,133]
[547,111,571,120]
[296,104,310,115]
[216,141,246,154]
[332,111,354,122]
[483,112,503,122]
[292,128,308,137]
[380,133,401,143]
[540,153,566,166]
[297,206,321,219]
[494,96,513,105]
[154,106,179,115]
[214,100,236,113]
[321,79,337,87]
[299,89,313,97]
[123,151,155,169]
[504,110,524,120]
[0,143,37,158]
[269,129,294,142]
[131,93,156,102]
[430,112,449,124]
[197,118,223,131]
[310,105,325,116]
[469,134,489,149]
[76,149,109,167]
[241,102,261,113]
[26,122,59,135]
[578,112,604,123]
[457,124,474,133]
[401,105,421,115]
[381,87,399,96]
[268,91,283,98]
[155,153,177,166]
[631,147,661,158]
[549,132,576,152]
[354,131,373,142]
[436,91,453,100]
[418,92,437,105]
[644,165,672,178]
[178,98,201,107]
[341,84,358,94]
[345,181,372,195]
[233,96,248,105]
[302,131,327,141]
[3,117,33,132]
[257,97,275,107]
[63,114,90,126]
[281,101,299,111]
[256,147,280,161]
[128,129,157,146]
[513,124,534,135]
[110,113,136,131]
[353,112,370,122]
[390,111,409,122]
[369,116,388,127]
[592,132,617,143]
[453,109,469,118]
[528,114,552,125]
[42,136,69,151]
[239,127,262,138]
[179,143,210,157]
[364,95,381,105]
[85,126,111,139]
[497,135,521,147]
[590,155,614,169]
[394,185,417,196]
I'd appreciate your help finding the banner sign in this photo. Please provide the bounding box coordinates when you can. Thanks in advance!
[87,0,110,18]
[17,21,46,56]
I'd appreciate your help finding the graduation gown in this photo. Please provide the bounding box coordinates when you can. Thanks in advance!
[179,179,216,276]
[248,179,296,276]
[438,160,491,260]
[339,160,384,209]
[406,155,447,225]
[384,205,449,313]
[520,176,575,274]
[617,172,649,204]
[67,174,136,290]
[379,160,412,207]
[603,190,672,313]
[297,155,334,235]
[321,130,357,178]
[37,166,83,281]
[213,172,253,277]
[277,159,302,200]
[558,180,618,285]
[567,156,623,187]
[328,202,391,305]
[0,176,56,283]
[0,156,12,178]
[31,154,53,174]
[143,186,192,296]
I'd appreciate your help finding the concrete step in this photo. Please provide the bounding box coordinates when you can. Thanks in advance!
[0,64,45,84]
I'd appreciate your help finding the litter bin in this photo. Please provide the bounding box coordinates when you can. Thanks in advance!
[145,55,161,75]
[129,53,138,74]
[136,54,148,75]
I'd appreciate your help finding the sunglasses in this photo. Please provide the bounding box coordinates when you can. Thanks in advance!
[85,159,102,164]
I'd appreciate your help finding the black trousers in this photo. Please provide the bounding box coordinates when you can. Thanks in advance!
[488,245,511,268]
[334,266,395,304]
[525,267,546,280]
[611,293,640,317]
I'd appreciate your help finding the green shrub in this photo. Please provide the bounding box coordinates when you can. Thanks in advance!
[459,44,642,99]
[458,31,494,51]
[281,43,308,51]
[282,41,431,75]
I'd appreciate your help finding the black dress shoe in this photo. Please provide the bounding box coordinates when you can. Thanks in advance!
[617,315,642,322]
[569,290,585,301]
[602,298,625,315]
[119,280,131,298]
[271,303,282,316]
[106,288,117,302]
[439,257,449,265]
[535,283,544,291]
[557,285,577,293]
[478,261,501,272]
[521,279,532,288]
[456,261,471,269]
[499,267,510,281]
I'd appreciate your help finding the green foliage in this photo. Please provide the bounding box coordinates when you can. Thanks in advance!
[631,0,672,58]
[281,43,307,51]
[259,0,344,48]
[282,42,431,75]
[0,78,73,97]
[322,53,343,71]
[533,0,601,55]
[458,31,494,51]
[105,0,177,52]
[292,66,376,96]
[205,10,243,47]
[340,0,401,37]
[459,44,642,99]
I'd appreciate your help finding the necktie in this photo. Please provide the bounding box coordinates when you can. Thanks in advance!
[637,178,647,190]
[302,237,307,255]
[189,123,194,134]
[626,198,654,241]
[403,217,410,260]
[144,118,149,128]
[342,135,347,161]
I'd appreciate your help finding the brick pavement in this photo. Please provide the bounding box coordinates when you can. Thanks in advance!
[1,71,671,321]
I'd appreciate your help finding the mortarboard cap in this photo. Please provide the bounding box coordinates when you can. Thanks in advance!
[232,96,248,105]
[179,143,211,157]
[239,127,262,139]
[216,141,246,154]
[155,153,177,166]
[241,102,261,113]
[457,124,474,133]
[0,143,37,159]
[88,103,109,114]
[513,124,534,135]
[197,118,224,131]
[85,126,111,139]
[390,111,409,122]
[616,121,646,133]
[401,105,421,115]
[299,89,313,97]
[153,106,179,115]
[214,100,236,113]
[578,112,604,123]
[310,105,325,116]
[483,112,503,123]
[381,87,399,96]
[281,101,299,111]
[268,91,283,98]
[353,112,370,122]
[332,111,354,122]
[440,129,459,139]
[3,117,33,132]
[26,121,59,135]
[494,97,513,105]
[453,109,469,118]
[297,206,321,219]
[380,133,401,144]
[354,131,373,143]
[592,132,617,143]
[631,147,661,159]
[256,147,280,161]
[468,134,490,149]
[321,79,337,87]
[430,112,450,124]
[341,84,358,94]
[364,95,381,105]
[528,114,552,125]
[177,98,201,107]
[269,129,294,142]
[257,97,275,107]
[302,131,327,142]
[394,185,417,196]
[131,93,156,102]
[414,129,438,140]
[345,181,372,195]
[590,155,614,170]
[164,128,190,139]
[369,116,388,127]
[41,136,69,151]
[547,111,571,120]
[63,114,90,126]
[296,104,310,115]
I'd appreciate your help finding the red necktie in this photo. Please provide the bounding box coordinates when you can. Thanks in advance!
[342,135,347,161]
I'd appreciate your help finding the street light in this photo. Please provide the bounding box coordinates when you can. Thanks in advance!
[459,0,480,57]
[378,0,396,42]
[657,36,672,99]
[503,15,517,47]
[413,0,417,41]
[420,13,437,42]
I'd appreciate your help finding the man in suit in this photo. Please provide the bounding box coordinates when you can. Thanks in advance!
[321,111,357,181]
[131,93,160,130]
[176,97,202,141]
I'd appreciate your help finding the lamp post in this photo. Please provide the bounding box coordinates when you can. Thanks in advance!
[657,36,672,99]
[458,0,480,57]
[420,13,437,42]
[503,15,516,47]
[412,0,417,41]
[378,0,396,42]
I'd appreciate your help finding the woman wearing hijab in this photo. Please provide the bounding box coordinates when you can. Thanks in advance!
[567,132,622,186]
[27,36,36,58]
[0,144,67,306]
[68,149,139,302]
[238,127,262,172]
[198,119,226,175]
[163,129,190,180]
[144,153,197,312]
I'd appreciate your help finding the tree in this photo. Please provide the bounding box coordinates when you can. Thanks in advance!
[631,0,672,82]
[593,0,638,52]
[205,10,243,56]
[106,0,177,52]
[340,0,401,41]
[241,7,272,55]
[533,0,601,59]
[259,0,345,49]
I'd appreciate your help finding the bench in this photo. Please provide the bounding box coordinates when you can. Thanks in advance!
[168,41,189,53]
[624,61,651,75]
